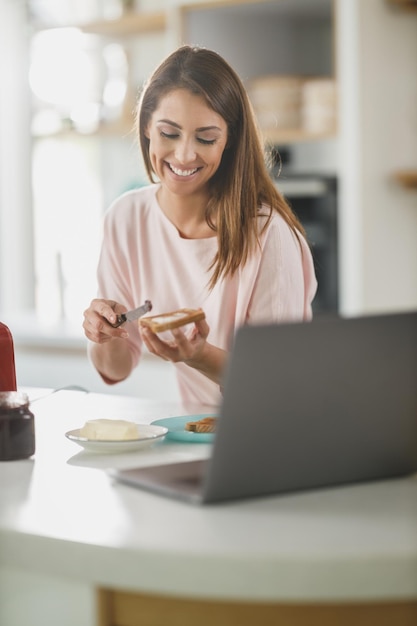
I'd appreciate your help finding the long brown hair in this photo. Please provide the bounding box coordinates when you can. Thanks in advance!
[137,45,306,289]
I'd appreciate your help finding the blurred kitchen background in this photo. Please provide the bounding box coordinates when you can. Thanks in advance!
[0,0,416,399]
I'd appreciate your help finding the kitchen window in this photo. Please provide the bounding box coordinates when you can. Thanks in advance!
[0,1,145,332]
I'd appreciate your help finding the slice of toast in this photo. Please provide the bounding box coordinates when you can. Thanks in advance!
[139,308,205,333]
[185,416,217,433]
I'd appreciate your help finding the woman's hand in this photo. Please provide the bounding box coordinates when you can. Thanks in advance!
[83,298,129,344]
[139,318,209,363]
[83,298,134,384]
[139,318,227,385]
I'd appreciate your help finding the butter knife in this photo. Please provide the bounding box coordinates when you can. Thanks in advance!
[111,300,152,328]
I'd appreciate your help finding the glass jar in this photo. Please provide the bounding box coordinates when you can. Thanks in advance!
[0,392,35,461]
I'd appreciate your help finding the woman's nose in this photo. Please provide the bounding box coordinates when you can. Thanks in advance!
[175,138,196,164]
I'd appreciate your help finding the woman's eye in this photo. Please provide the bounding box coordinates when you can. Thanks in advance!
[160,131,179,139]
[159,131,216,145]
[197,138,216,145]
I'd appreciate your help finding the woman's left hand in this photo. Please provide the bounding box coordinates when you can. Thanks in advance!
[139,318,226,385]
[139,318,210,364]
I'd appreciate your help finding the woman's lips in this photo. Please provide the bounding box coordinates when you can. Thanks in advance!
[168,163,199,177]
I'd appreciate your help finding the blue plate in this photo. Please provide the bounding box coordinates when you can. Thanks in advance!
[151,414,217,443]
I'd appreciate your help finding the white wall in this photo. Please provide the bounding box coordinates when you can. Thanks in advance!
[337,0,417,315]
[360,0,417,312]
[0,0,34,312]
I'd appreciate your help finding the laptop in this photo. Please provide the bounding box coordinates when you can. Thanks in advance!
[112,310,417,504]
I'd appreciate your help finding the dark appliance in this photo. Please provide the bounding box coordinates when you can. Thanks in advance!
[273,173,338,314]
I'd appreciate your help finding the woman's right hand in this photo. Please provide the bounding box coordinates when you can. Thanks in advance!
[83,298,129,344]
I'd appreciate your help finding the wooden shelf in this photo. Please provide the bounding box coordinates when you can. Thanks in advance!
[79,11,166,36]
[262,128,337,145]
[33,124,336,144]
[32,120,135,140]
[387,0,417,11]
[33,11,166,37]
[393,170,417,189]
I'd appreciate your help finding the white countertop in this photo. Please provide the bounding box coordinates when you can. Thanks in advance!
[1,388,416,602]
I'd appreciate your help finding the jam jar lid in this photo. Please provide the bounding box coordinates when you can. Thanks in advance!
[0,391,30,412]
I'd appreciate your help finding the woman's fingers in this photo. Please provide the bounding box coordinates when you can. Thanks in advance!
[83,299,129,343]
[139,323,206,363]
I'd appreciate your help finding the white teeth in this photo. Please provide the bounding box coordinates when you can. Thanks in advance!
[169,164,198,177]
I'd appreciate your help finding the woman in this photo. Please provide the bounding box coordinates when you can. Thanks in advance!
[83,45,317,407]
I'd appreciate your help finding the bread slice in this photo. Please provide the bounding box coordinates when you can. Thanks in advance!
[139,308,205,333]
[185,416,217,433]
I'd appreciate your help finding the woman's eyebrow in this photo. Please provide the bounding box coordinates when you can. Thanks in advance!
[157,119,181,128]
[196,126,222,133]
[156,119,222,132]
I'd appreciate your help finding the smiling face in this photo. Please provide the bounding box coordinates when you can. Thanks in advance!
[145,89,228,199]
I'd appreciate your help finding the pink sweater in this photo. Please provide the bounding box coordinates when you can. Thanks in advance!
[96,184,317,407]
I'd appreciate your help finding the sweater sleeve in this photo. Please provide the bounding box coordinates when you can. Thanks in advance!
[96,203,142,368]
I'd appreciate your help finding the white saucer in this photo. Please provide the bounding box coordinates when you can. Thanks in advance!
[65,424,167,454]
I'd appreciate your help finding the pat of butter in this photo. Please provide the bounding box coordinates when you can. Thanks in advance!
[150,312,190,324]
[79,418,139,441]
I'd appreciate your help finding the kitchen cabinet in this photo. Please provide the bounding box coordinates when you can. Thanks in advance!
[1,388,416,626]
[179,0,337,145]
[30,0,337,144]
